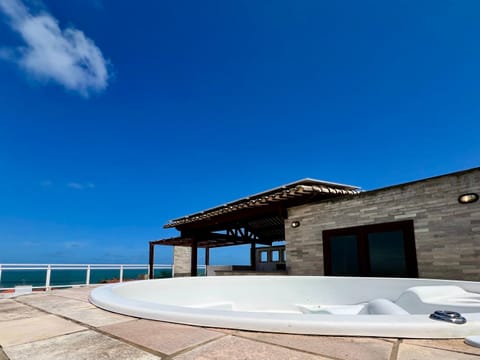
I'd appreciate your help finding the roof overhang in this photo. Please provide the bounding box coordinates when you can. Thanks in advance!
[153,179,359,249]
[150,234,266,248]
[163,178,360,230]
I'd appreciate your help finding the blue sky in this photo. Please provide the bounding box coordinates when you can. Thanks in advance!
[0,0,479,265]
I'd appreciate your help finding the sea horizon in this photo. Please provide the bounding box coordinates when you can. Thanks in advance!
[0,268,169,289]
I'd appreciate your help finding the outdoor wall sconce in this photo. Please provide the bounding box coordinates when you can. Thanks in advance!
[291,221,301,228]
[458,193,479,204]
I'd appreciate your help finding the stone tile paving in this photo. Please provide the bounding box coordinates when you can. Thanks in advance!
[16,293,132,327]
[0,300,43,322]
[172,335,327,360]
[99,319,224,356]
[5,331,160,360]
[49,287,93,302]
[397,343,480,360]
[58,306,135,327]
[0,314,85,347]
[16,295,93,315]
[232,331,395,360]
[403,339,480,356]
[17,294,94,312]
[1,286,479,360]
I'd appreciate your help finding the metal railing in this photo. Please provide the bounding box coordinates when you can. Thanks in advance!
[0,263,205,290]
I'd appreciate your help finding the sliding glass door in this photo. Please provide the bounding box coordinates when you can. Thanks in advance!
[323,220,418,277]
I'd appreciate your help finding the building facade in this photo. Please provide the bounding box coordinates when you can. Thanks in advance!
[153,167,479,281]
[285,168,480,280]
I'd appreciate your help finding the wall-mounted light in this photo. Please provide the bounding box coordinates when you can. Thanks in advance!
[291,221,301,228]
[458,193,479,204]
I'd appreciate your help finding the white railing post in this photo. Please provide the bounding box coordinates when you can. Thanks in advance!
[45,264,51,291]
[86,265,91,286]
[119,265,124,283]
[0,263,173,290]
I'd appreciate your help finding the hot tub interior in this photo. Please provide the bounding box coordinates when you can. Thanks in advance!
[90,276,480,338]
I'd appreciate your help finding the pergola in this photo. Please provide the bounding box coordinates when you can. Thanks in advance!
[149,178,360,278]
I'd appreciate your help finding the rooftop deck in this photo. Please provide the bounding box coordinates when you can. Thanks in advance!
[1,287,479,360]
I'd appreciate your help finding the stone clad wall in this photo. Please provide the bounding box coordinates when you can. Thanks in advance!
[173,246,192,277]
[285,168,480,280]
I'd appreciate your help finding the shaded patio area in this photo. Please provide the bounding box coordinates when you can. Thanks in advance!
[1,287,480,359]
[149,179,360,277]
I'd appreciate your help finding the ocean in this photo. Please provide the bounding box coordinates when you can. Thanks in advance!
[0,268,203,289]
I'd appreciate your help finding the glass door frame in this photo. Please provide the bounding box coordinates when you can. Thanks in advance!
[322,220,418,277]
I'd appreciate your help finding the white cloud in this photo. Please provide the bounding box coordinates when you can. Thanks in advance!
[67,182,95,190]
[67,182,83,189]
[0,0,110,96]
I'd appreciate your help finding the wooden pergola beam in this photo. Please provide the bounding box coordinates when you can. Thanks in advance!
[164,183,359,229]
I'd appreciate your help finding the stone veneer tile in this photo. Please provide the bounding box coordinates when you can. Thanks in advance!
[173,335,327,360]
[0,314,85,347]
[286,169,480,279]
[4,330,160,360]
[235,331,394,360]
[99,319,223,355]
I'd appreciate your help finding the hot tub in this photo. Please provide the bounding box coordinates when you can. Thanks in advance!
[89,276,480,338]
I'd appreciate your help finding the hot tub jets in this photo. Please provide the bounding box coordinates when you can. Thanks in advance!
[430,310,467,324]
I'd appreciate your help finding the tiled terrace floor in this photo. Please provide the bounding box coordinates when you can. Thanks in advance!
[1,287,480,359]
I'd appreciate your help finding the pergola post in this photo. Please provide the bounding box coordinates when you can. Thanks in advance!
[205,247,210,276]
[190,238,198,277]
[250,242,256,271]
[205,247,210,266]
[148,242,155,279]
